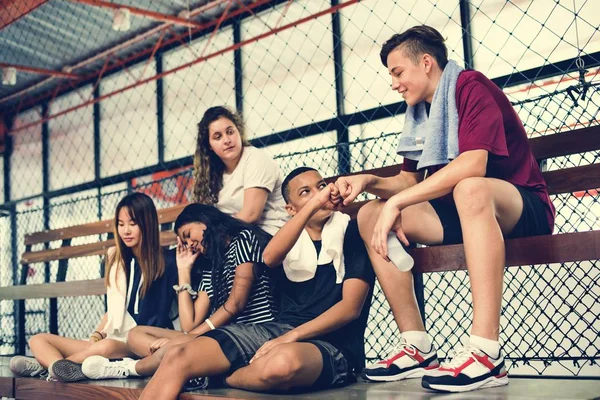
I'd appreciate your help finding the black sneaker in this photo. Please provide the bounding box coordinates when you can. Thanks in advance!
[49,359,86,382]
[183,376,210,391]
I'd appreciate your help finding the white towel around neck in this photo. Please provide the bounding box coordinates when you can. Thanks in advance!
[103,254,137,336]
[283,211,350,283]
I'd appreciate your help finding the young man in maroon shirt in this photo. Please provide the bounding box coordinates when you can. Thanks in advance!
[335,25,555,393]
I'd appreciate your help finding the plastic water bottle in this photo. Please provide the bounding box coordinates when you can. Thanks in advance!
[387,232,414,272]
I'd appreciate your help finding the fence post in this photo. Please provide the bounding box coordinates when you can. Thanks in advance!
[331,0,350,175]
[413,271,426,329]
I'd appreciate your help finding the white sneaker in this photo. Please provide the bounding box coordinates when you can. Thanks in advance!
[9,356,46,377]
[361,339,439,382]
[422,345,508,392]
[82,356,132,380]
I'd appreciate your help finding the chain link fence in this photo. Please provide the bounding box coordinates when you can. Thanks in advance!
[1,0,599,377]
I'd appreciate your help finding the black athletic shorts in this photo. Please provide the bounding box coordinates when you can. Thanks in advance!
[430,185,551,245]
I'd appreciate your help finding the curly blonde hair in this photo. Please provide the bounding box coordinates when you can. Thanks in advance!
[193,106,249,204]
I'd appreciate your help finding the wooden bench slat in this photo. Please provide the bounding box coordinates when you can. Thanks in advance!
[0,279,106,300]
[24,204,187,246]
[410,230,600,273]
[0,375,13,398]
[545,164,600,195]
[529,125,600,160]
[22,231,179,264]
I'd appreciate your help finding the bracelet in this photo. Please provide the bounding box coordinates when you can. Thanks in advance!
[205,318,215,330]
[89,335,101,342]
[173,284,198,296]
[90,331,103,340]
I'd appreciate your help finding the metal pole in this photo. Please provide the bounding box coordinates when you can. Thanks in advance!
[156,53,165,165]
[331,0,350,175]
[233,19,244,115]
[459,0,474,70]
[41,104,58,335]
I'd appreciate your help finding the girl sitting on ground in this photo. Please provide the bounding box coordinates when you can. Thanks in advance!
[10,192,178,382]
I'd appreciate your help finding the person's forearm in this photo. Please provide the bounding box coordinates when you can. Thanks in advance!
[176,269,201,332]
[388,154,486,209]
[96,313,108,333]
[364,174,414,200]
[177,291,198,332]
[286,301,360,342]
[262,198,320,267]
[188,301,240,336]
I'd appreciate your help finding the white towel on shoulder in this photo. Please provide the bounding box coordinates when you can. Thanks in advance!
[103,249,137,337]
[283,212,350,283]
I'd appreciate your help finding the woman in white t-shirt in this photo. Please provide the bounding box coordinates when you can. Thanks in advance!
[192,106,288,235]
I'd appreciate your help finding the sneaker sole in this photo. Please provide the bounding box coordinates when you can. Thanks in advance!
[423,374,509,392]
[362,366,432,382]
[50,360,86,382]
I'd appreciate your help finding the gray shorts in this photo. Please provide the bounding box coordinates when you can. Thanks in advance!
[202,322,353,389]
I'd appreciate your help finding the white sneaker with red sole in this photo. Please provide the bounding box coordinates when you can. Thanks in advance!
[422,345,508,392]
[361,339,439,382]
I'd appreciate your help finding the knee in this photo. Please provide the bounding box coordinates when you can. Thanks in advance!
[258,349,302,388]
[162,344,192,370]
[357,200,383,237]
[93,339,121,357]
[127,326,145,343]
[453,177,492,215]
[29,333,52,350]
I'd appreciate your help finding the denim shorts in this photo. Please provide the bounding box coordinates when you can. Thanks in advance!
[202,322,353,389]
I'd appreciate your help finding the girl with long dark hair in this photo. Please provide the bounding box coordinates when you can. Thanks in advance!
[10,192,178,382]
[80,204,278,380]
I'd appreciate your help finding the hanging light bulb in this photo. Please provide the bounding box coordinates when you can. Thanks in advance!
[112,8,131,32]
[1,67,17,86]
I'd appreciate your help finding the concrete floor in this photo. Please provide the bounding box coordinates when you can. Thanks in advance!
[2,357,599,399]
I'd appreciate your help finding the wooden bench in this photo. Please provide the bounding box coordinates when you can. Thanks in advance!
[0,125,598,398]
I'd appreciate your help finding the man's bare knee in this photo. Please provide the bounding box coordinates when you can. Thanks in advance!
[453,177,492,216]
[357,200,384,237]
[162,345,191,370]
[258,349,302,390]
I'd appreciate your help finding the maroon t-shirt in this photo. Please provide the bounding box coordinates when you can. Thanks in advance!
[401,70,555,231]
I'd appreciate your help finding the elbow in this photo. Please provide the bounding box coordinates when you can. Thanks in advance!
[224,299,247,318]
[237,211,261,224]
[262,249,277,268]
[346,306,362,322]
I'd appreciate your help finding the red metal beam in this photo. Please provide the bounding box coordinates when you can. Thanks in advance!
[5,0,267,111]
[10,0,361,134]
[69,0,204,28]
[0,0,49,30]
[0,63,79,79]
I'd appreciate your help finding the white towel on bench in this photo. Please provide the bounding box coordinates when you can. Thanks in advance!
[283,211,350,283]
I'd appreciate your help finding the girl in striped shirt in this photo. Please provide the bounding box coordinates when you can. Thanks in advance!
[81,203,278,380]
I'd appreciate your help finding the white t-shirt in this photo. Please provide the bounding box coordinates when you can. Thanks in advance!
[216,146,288,235]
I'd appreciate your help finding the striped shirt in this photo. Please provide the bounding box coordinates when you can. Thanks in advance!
[199,230,278,324]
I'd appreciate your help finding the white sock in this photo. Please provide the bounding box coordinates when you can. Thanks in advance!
[126,359,140,376]
[402,331,432,352]
[469,335,500,358]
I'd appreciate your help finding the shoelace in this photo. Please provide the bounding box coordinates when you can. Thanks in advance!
[22,359,42,374]
[383,341,418,361]
[102,363,129,378]
[441,345,480,369]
